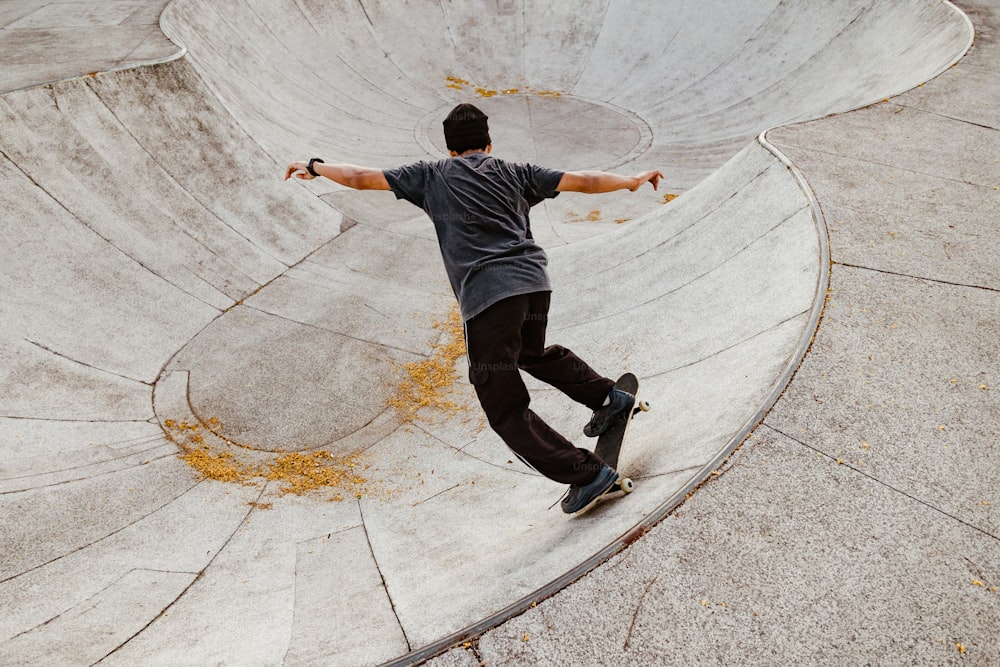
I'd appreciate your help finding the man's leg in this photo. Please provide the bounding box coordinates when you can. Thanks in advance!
[517,292,615,411]
[465,294,604,486]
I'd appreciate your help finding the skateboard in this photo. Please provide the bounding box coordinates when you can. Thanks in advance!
[593,372,650,496]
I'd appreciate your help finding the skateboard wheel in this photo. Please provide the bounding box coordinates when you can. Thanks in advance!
[619,477,634,494]
[638,400,651,412]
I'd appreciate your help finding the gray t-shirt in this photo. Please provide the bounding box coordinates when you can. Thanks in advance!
[383,153,564,321]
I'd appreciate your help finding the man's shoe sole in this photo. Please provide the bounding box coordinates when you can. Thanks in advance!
[568,473,620,515]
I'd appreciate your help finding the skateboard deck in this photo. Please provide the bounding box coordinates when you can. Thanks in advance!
[593,372,649,497]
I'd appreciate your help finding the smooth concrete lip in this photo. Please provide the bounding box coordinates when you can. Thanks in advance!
[0,1,976,664]
[0,3,187,96]
[1,48,187,96]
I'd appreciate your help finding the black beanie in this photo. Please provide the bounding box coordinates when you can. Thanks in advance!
[443,103,491,153]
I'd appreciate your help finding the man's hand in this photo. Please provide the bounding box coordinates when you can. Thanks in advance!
[630,170,663,191]
[284,161,315,180]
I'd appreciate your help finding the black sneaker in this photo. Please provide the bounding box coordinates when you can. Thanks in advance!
[561,464,619,514]
[583,388,635,437]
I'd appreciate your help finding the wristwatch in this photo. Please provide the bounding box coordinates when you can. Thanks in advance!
[307,158,325,177]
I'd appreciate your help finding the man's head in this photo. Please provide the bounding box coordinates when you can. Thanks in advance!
[443,103,491,155]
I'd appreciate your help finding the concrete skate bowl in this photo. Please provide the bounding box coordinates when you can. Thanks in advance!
[0,1,972,665]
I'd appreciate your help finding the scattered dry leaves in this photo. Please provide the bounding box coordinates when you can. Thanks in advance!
[444,76,562,98]
[165,419,367,501]
[387,306,466,422]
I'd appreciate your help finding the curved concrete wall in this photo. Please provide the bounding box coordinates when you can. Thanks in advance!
[0,1,971,663]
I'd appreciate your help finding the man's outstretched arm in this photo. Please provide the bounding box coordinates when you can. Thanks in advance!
[556,169,662,194]
[285,160,391,190]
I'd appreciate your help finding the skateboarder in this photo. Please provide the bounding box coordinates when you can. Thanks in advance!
[285,103,662,513]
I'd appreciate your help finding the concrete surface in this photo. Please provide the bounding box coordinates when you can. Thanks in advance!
[0,0,994,665]
[430,1,1000,665]
[0,1,179,93]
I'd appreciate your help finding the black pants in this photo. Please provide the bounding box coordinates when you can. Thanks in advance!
[465,292,615,485]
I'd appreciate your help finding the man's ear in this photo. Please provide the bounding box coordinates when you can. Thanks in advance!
[485,144,493,154]
[449,150,459,157]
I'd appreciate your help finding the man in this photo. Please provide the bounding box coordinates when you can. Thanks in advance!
[286,103,662,514]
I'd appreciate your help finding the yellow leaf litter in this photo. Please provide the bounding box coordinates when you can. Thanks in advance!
[444,75,562,98]
[565,209,602,223]
[167,307,467,500]
[165,419,366,501]
[387,306,466,421]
